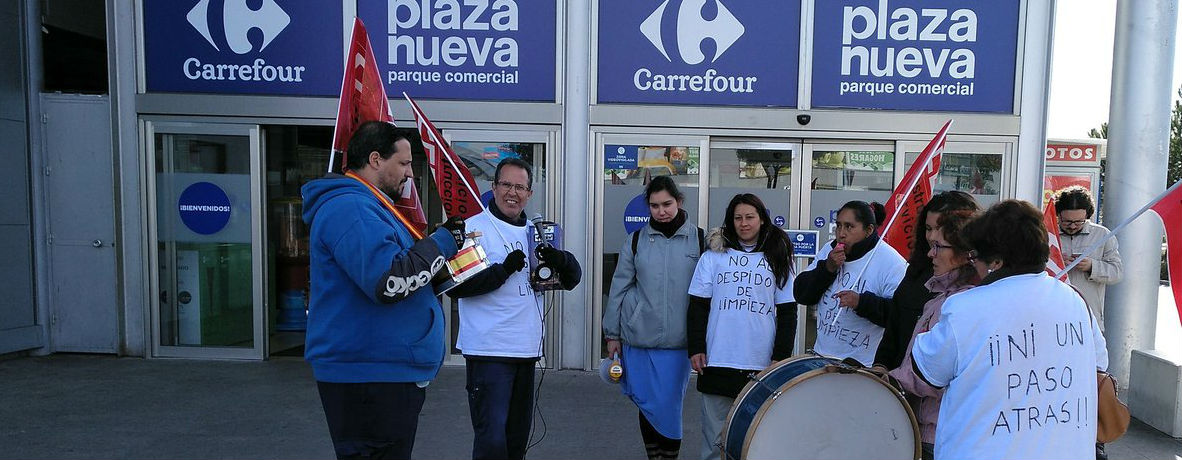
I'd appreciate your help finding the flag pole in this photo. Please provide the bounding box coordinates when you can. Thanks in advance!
[403,92,514,246]
[327,19,360,175]
[829,121,951,328]
[1055,179,1182,277]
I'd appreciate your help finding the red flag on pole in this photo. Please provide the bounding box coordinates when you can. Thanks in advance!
[404,93,484,219]
[1149,181,1182,328]
[1043,200,1069,280]
[330,18,427,236]
[882,120,951,256]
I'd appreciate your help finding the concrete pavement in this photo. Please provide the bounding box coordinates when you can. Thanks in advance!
[0,355,1178,459]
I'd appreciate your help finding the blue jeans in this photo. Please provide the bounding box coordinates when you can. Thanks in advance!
[316,381,425,460]
[465,358,536,460]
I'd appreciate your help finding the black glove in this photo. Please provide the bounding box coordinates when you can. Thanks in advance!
[537,246,567,269]
[440,216,465,247]
[502,249,527,273]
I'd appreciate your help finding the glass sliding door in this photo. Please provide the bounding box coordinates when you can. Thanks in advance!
[148,122,264,359]
[437,129,555,365]
[594,134,707,359]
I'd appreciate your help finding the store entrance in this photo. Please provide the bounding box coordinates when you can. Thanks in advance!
[148,122,265,359]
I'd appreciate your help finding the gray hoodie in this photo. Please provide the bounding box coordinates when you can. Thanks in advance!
[603,221,701,349]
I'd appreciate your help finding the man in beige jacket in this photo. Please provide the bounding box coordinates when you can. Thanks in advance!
[1056,186,1123,330]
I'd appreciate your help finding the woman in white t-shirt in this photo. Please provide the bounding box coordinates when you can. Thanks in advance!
[794,200,907,366]
[885,207,981,460]
[687,193,796,460]
[911,200,1108,460]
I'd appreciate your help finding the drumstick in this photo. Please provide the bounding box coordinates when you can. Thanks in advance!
[827,243,881,328]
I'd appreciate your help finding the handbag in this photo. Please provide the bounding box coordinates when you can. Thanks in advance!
[1096,370,1130,443]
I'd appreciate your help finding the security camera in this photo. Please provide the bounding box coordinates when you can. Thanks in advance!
[796,114,811,125]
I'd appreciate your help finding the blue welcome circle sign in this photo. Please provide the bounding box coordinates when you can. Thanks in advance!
[178,182,232,235]
[623,193,650,234]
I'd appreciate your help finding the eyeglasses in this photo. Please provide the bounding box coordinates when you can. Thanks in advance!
[930,241,956,252]
[1061,219,1087,226]
[966,250,979,264]
[494,181,531,193]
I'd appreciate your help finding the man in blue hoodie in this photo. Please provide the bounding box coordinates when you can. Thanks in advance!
[302,121,463,460]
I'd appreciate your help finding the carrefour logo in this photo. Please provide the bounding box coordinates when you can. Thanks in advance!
[181,0,306,83]
[632,0,757,95]
[178,182,232,235]
[187,0,290,54]
[640,0,744,65]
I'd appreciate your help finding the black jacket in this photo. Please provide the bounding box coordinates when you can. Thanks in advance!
[866,265,936,369]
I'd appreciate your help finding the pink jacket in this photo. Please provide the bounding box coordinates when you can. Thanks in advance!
[889,267,979,444]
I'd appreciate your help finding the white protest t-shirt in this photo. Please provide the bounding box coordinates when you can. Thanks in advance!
[807,240,906,366]
[912,273,1105,460]
[455,210,543,358]
[688,248,795,370]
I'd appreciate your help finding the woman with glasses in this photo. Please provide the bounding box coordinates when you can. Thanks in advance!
[687,194,796,460]
[794,200,907,366]
[603,176,702,460]
[845,191,980,371]
[886,205,981,460]
[911,200,1107,460]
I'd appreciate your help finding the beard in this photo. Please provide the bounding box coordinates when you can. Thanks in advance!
[381,179,406,199]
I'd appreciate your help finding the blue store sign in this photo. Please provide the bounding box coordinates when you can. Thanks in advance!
[811,0,1020,112]
[605,145,639,171]
[786,230,819,258]
[144,0,343,96]
[178,182,232,235]
[358,0,558,101]
[597,0,800,107]
[623,193,650,234]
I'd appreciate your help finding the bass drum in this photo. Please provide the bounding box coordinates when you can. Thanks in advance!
[722,355,919,460]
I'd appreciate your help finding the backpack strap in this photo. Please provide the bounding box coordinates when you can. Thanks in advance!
[634,227,705,254]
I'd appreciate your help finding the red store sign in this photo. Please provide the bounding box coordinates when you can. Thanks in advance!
[1045,143,1102,166]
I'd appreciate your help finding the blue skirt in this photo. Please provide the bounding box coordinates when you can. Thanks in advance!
[620,344,691,440]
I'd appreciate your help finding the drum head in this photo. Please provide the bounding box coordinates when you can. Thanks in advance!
[743,370,917,460]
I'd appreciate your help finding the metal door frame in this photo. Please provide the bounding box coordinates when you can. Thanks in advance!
[144,120,265,360]
[440,128,559,367]
[706,139,808,353]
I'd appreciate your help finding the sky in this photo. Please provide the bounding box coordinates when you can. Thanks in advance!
[1046,0,1182,139]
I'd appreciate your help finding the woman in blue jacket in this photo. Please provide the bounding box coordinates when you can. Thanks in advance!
[604,175,702,460]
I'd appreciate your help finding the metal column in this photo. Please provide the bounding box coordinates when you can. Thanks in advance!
[1101,0,1177,386]
[560,0,592,370]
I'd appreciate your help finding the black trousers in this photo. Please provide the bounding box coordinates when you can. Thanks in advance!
[316,381,426,460]
[465,359,536,460]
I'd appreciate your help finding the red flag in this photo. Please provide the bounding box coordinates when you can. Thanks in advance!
[882,120,951,256]
[1043,200,1069,280]
[404,93,484,219]
[1149,181,1182,328]
[330,18,427,236]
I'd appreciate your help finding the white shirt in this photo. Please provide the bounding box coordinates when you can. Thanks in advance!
[912,273,1107,460]
[807,240,907,366]
[455,210,543,358]
[688,248,795,370]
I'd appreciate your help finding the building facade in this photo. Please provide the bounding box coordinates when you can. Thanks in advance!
[3,0,1056,370]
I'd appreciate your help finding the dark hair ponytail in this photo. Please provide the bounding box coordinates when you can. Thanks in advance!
[838,200,883,231]
[645,175,684,202]
[722,194,793,289]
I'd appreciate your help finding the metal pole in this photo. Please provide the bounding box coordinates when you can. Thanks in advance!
[1101,0,1176,386]
[561,0,591,370]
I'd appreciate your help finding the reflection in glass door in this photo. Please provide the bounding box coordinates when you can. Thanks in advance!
[596,135,705,359]
[707,142,800,228]
[434,130,554,364]
[801,143,895,352]
[149,122,264,359]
